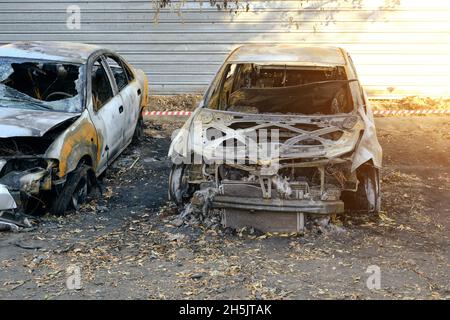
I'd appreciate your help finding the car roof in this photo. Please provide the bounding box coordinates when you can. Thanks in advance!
[0,41,103,63]
[227,44,347,66]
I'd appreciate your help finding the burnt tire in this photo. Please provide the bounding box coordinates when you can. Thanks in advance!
[168,164,192,206]
[50,164,91,215]
[132,114,144,143]
[343,164,380,214]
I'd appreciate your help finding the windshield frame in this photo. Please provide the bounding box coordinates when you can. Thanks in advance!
[203,61,362,116]
[0,56,86,113]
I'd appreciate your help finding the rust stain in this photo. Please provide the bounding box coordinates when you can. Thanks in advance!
[141,76,149,109]
[57,120,100,177]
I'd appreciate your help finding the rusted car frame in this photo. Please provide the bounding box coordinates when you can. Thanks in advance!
[168,45,382,231]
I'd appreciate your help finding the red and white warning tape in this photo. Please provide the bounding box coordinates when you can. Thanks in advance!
[373,109,450,115]
[142,109,450,117]
[142,111,192,116]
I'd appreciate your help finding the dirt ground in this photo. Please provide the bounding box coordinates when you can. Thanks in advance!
[0,115,449,300]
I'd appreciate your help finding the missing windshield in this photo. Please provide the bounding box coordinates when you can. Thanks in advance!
[0,58,82,113]
[207,64,355,115]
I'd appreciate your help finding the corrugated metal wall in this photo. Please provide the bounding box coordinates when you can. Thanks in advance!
[0,0,449,98]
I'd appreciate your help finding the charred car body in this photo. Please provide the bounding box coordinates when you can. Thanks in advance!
[168,45,382,232]
[0,41,148,217]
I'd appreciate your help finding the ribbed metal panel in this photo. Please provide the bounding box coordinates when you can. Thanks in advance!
[0,0,449,97]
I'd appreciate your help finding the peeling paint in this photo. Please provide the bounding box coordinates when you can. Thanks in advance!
[46,110,99,177]
[0,108,80,138]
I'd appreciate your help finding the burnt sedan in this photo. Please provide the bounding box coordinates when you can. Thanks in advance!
[168,45,382,232]
[0,41,148,217]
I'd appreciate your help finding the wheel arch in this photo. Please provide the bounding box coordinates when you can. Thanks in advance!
[45,111,101,178]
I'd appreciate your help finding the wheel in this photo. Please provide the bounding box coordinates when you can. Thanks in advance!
[343,163,380,214]
[357,165,380,214]
[168,164,193,206]
[70,172,88,210]
[132,114,144,143]
[50,164,91,215]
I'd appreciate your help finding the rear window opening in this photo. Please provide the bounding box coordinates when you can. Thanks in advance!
[0,58,82,113]
[207,63,355,115]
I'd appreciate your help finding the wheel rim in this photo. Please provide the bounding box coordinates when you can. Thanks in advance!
[169,165,189,205]
[364,170,380,212]
[71,176,88,210]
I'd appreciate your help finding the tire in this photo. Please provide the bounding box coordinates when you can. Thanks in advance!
[343,164,380,214]
[168,164,192,206]
[132,114,144,143]
[50,164,91,215]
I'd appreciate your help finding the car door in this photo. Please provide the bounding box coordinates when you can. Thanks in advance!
[104,54,141,145]
[88,57,125,172]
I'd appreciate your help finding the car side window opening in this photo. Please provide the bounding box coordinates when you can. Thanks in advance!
[105,56,129,91]
[91,59,114,111]
[122,61,135,83]
[207,63,353,115]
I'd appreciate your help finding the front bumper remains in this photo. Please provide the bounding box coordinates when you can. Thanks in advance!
[0,183,17,211]
[0,184,24,231]
[0,184,34,230]
[212,179,344,214]
[211,180,344,232]
[213,195,343,214]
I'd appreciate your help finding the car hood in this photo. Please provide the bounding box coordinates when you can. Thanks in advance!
[0,108,80,138]
[169,107,382,172]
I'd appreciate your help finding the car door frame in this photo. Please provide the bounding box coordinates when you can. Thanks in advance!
[103,53,141,146]
[85,51,126,174]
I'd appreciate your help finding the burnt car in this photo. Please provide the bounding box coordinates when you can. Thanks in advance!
[0,41,148,216]
[168,45,382,232]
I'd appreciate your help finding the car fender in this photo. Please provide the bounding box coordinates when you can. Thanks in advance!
[168,104,204,162]
[351,104,383,172]
[45,110,101,178]
[134,68,149,111]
